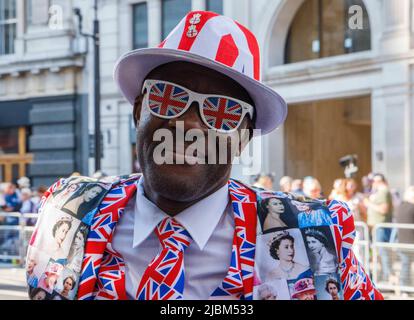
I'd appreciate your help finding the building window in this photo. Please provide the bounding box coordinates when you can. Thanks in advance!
[285,0,371,64]
[133,2,148,49]
[0,0,17,55]
[206,0,223,14]
[25,0,50,27]
[162,0,191,39]
[0,127,33,182]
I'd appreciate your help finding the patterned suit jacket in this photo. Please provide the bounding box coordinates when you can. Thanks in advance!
[25,174,383,300]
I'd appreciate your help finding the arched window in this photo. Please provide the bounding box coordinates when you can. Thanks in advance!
[284,0,371,64]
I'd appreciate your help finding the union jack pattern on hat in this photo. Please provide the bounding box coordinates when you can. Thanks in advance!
[114,11,288,135]
[136,217,192,300]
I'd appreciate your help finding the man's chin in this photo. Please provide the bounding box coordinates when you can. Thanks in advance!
[144,162,208,202]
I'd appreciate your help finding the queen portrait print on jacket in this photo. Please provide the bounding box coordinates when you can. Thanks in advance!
[26,174,383,300]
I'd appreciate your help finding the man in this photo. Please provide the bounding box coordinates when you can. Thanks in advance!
[365,173,393,280]
[27,11,382,300]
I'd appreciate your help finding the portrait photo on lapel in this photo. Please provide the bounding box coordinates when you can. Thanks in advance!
[37,259,64,294]
[257,195,299,233]
[290,200,333,229]
[29,287,51,301]
[253,278,291,300]
[255,229,311,282]
[287,275,317,300]
[314,273,343,300]
[301,226,339,276]
[53,267,78,300]
[50,182,84,211]
[59,183,110,220]
[32,211,81,265]
[26,246,51,289]
[66,223,89,274]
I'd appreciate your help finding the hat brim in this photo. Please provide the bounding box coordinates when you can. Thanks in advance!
[113,48,287,135]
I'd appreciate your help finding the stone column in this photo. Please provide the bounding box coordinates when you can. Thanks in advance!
[192,0,206,11]
[148,0,162,46]
[372,0,412,192]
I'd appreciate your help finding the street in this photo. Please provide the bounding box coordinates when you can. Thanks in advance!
[0,267,28,300]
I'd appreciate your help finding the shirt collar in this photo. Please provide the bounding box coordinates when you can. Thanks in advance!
[133,177,230,250]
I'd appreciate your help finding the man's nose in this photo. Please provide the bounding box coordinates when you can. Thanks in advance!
[168,102,206,131]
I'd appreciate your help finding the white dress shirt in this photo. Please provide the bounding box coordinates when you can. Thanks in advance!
[112,178,235,300]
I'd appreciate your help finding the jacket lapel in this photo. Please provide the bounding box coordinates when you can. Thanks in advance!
[211,180,257,300]
[77,176,139,300]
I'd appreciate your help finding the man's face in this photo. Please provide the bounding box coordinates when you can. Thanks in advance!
[134,62,254,202]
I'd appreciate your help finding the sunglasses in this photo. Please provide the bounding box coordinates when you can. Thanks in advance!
[142,80,254,133]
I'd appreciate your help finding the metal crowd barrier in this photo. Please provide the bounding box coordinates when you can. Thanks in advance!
[372,223,414,294]
[354,221,370,273]
[0,212,38,267]
[1,212,414,295]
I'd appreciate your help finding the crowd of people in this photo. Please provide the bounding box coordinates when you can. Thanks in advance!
[0,177,48,262]
[253,172,414,288]
[0,177,47,219]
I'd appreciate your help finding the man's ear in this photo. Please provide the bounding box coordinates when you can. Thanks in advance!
[133,94,144,128]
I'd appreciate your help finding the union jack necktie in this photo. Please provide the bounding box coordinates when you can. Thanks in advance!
[136,217,192,300]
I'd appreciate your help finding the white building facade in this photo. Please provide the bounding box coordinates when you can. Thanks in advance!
[1,0,413,194]
[95,0,413,193]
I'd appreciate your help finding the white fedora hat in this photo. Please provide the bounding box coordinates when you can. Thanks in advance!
[114,11,287,135]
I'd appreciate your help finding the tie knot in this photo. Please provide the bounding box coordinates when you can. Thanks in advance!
[155,217,192,251]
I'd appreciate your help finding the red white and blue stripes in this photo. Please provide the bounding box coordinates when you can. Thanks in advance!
[136,218,192,300]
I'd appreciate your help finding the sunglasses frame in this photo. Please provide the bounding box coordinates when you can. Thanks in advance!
[142,79,254,133]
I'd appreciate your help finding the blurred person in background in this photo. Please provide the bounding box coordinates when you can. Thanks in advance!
[20,188,38,226]
[0,183,21,262]
[253,174,274,190]
[345,179,367,223]
[395,186,414,286]
[33,185,48,213]
[279,176,292,193]
[328,179,347,202]
[0,183,5,211]
[2,182,22,214]
[1,183,22,228]
[362,173,374,195]
[20,188,36,214]
[17,176,31,190]
[291,179,304,196]
[364,173,393,280]
[303,177,323,199]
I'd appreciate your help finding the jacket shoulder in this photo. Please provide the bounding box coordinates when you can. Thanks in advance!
[26,173,141,300]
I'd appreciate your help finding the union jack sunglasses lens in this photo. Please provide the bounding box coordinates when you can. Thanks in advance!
[148,83,190,117]
[203,97,243,131]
